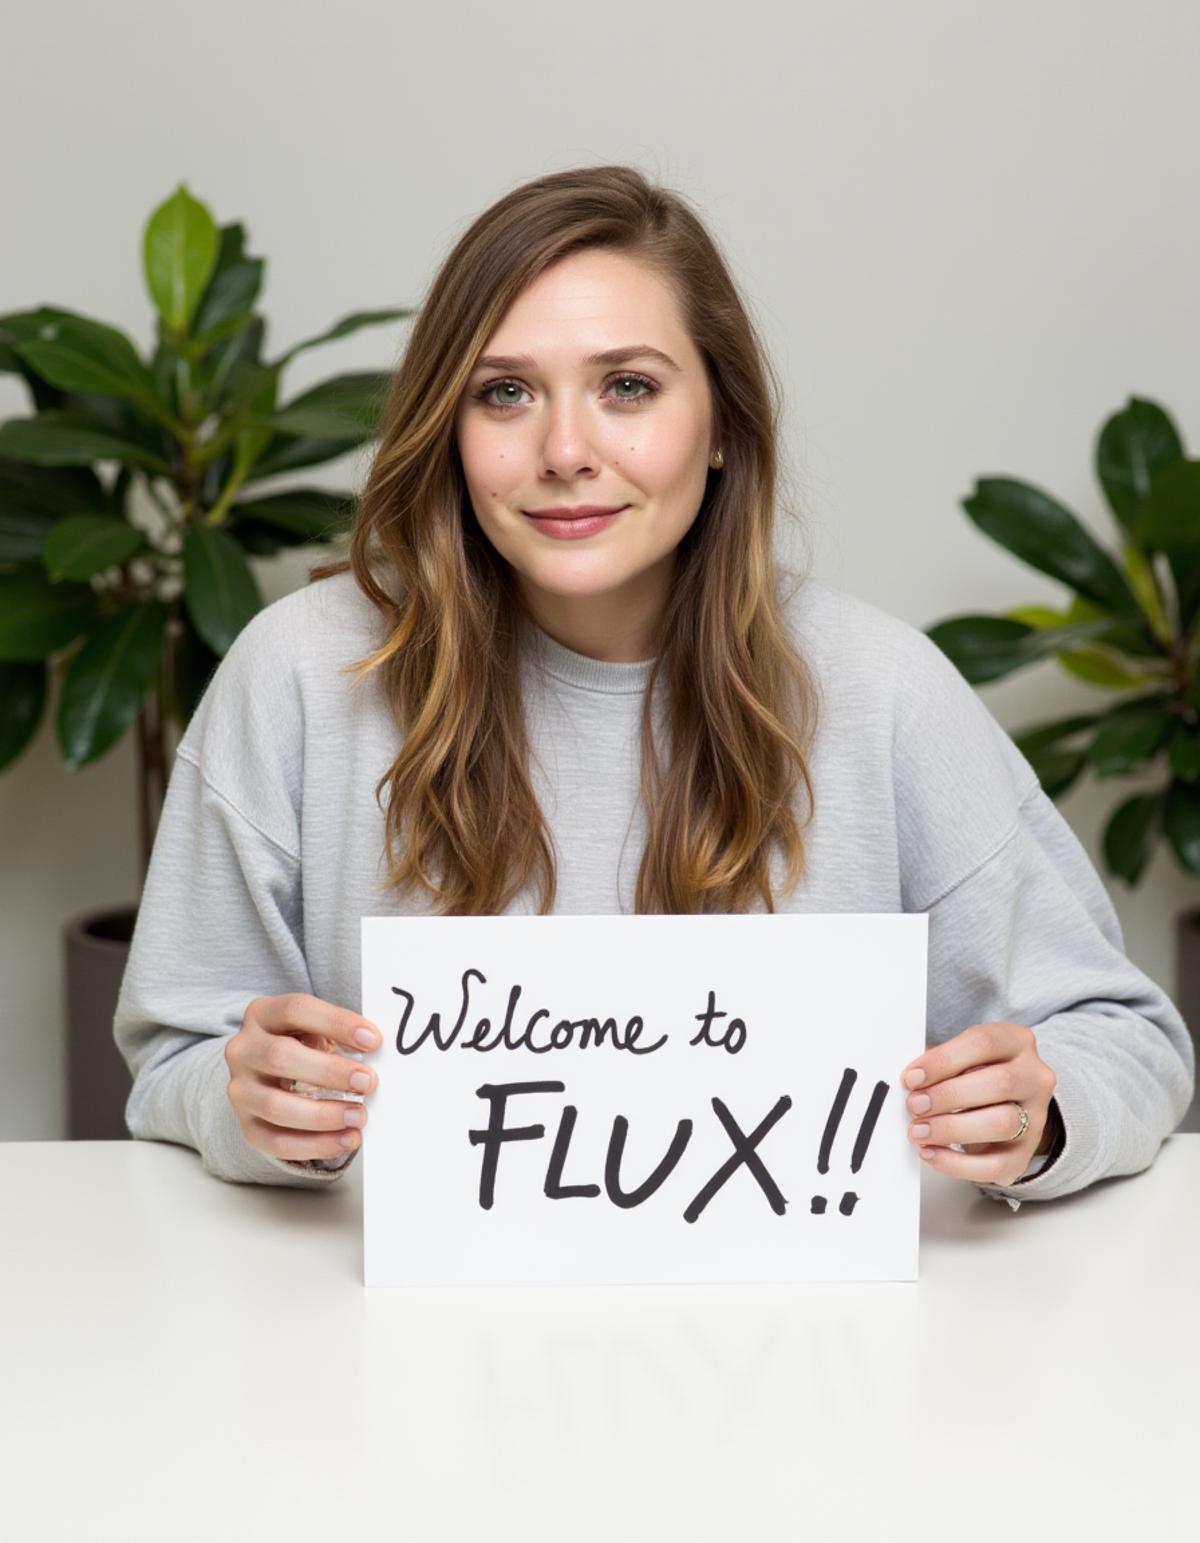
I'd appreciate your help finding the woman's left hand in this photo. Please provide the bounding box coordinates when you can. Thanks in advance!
[901,1020,1058,1187]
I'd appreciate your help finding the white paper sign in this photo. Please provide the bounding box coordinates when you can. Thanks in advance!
[361,913,927,1287]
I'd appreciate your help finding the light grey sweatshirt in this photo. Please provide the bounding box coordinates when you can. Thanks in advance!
[112,566,1195,1213]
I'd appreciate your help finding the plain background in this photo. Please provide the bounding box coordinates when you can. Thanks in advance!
[2,0,1197,1141]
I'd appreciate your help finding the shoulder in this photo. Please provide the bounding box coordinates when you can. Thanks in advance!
[777,568,928,672]
[776,568,950,728]
[175,564,393,788]
[185,566,390,711]
[229,564,389,660]
[776,568,1041,909]
[169,564,399,855]
[777,568,1036,763]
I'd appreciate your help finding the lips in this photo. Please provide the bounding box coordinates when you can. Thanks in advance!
[522,505,628,520]
[521,506,626,540]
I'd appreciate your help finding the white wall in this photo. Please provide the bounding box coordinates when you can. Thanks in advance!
[3,0,1198,1139]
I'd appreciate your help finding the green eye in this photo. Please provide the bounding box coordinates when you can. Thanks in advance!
[474,372,659,412]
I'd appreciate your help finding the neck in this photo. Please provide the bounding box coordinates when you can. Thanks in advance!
[516,555,673,663]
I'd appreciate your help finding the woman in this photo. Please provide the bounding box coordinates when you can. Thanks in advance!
[113,165,1193,1212]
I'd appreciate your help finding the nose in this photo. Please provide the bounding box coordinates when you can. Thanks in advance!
[537,391,603,480]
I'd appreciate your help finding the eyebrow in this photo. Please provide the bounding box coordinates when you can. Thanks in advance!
[472,344,683,374]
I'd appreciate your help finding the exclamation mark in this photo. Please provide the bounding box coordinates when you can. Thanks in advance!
[810,1067,889,1215]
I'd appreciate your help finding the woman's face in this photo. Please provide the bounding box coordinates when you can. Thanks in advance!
[454,248,717,662]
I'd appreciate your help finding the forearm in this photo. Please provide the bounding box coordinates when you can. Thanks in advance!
[126,1030,356,1189]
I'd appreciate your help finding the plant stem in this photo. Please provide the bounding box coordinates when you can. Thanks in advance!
[204,459,251,525]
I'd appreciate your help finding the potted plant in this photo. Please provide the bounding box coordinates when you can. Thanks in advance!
[0,183,412,1137]
[924,398,1199,1126]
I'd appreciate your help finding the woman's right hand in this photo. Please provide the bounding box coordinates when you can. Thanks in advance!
[225,993,382,1163]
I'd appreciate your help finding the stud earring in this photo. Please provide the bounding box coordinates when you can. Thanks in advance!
[709,448,724,469]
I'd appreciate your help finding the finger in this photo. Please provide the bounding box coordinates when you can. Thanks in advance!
[249,1028,379,1096]
[251,993,383,1056]
[908,1099,1030,1148]
[915,1137,1035,1188]
[242,1113,362,1164]
[235,1077,368,1135]
[901,1021,1032,1091]
[905,1061,1025,1121]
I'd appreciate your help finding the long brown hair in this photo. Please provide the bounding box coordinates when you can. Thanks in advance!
[308,164,821,914]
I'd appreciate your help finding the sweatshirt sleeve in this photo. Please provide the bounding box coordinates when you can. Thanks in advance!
[895,629,1195,1212]
[112,605,362,1189]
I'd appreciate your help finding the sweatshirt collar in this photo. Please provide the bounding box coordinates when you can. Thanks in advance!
[524,621,657,695]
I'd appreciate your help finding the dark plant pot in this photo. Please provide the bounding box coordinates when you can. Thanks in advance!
[63,903,137,1141]
[1173,908,1200,1134]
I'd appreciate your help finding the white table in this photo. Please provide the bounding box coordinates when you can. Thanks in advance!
[2,1136,1195,1542]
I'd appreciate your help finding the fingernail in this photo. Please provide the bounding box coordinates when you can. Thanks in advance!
[911,1123,930,1138]
[919,1146,937,1161]
[905,1069,926,1088]
[355,1028,379,1049]
[349,1071,371,1092]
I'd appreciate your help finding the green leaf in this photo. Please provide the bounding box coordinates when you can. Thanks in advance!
[1168,724,1200,782]
[1060,592,1160,659]
[961,476,1141,620]
[1010,689,1175,795]
[1096,397,1185,534]
[1164,781,1200,874]
[1134,459,1200,631]
[0,411,171,473]
[226,520,300,558]
[173,610,222,724]
[148,321,184,420]
[1005,602,1160,678]
[1013,713,1102,757]
[241,431,361,483]
[925,612,1118,685]
[192,223,264,345]
[1130,456,1200,551]
[1100,689,1180,717]
[0,569,99,659]
[11,307,159,406]
[0,309,72,413]
[0,659,47,769]
[1025,745,1089,799]
[1086,706,1174,777]
[1102,790,1164,884]
[41,514,148,581]
[193,314,265,418]
[199,447,235,509]
[64,389,170,459]
[143,185,220,334]
[56,601,168,769]
[1005,605,1069,628]
[0,318,29,375]
[261,371,391,439]
[0,459,111,561]
[268,309,413,371]
[201,365,280,521]
[182,523,262,655]
[1119,537,1173,645]
[1055,645,1157,688]
[228,488,355,543]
